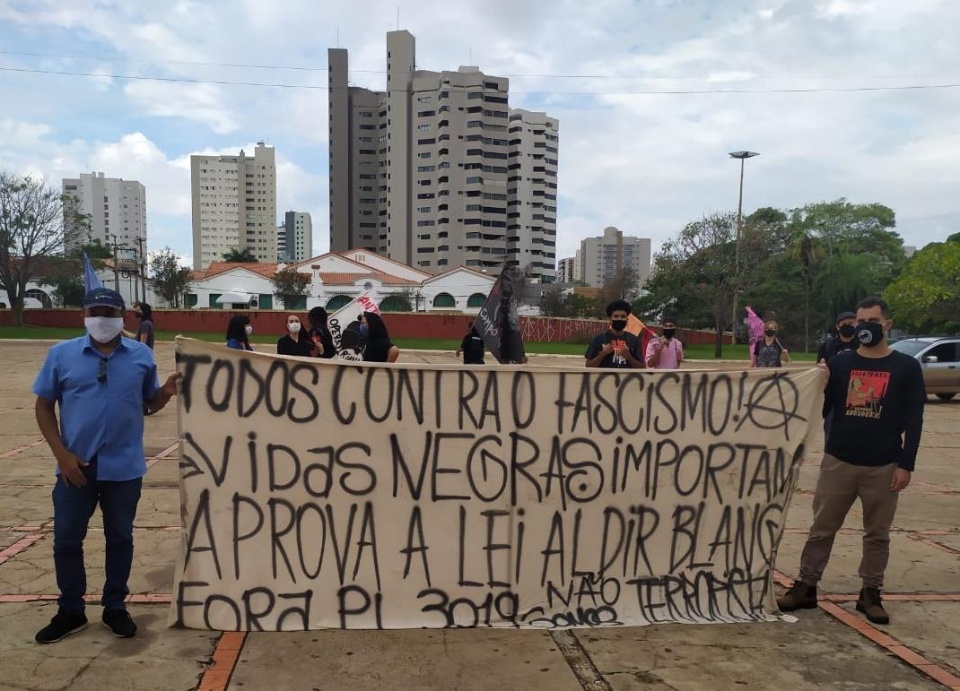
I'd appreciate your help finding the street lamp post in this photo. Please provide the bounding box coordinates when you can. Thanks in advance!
[728,150,759,345]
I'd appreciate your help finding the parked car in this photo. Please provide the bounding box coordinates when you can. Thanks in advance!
[889,336,960,401]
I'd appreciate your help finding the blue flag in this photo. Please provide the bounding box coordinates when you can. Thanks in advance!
[82,252,103,292]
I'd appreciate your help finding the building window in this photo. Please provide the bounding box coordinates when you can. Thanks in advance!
[433,292,456,308]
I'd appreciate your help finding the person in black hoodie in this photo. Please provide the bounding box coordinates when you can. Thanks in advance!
[456,321,485,365]
[308,306,336,359]
[276,314,315,357]
[360,312,399,363]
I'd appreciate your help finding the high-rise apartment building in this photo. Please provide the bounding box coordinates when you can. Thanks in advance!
[280,211,313,262]
[328,31,558,280]
[191,142,277,269]
[507,109,559,282]
[276,224,287,262]
[576,226,652,293]
[62,172,146,254]
[557,257,577,284]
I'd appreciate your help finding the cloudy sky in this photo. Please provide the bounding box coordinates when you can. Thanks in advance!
[2,0,959,267]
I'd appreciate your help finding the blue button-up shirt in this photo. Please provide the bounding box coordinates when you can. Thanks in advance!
[33,335,160,481]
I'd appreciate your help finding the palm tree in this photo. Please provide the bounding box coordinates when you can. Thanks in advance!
[222,248,259,263]
[786,227,821,353]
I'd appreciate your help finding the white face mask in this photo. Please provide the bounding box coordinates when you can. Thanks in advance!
[85,316,124,344]
[288,322,301,334]
[244,325,254,335]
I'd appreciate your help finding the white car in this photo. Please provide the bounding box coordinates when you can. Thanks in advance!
[890,337,960,401]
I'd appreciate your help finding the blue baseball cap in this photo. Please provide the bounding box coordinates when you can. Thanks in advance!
[82,288,125,312]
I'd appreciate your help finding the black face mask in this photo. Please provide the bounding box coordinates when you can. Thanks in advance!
[855,322,885,347]
[611,319,627,332]
[663,328,676,339]
[838,324,856,338]
[764,329,776,338]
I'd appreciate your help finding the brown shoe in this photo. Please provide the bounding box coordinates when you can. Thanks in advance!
[777,581,818,611]
[856,588,889,625]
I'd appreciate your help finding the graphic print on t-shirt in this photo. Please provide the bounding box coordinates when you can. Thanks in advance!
[611,338,626,366]
[845,369,890,419]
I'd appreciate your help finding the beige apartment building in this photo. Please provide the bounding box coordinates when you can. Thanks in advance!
[557,256,577,284]
[564,226,652,294]
[62,172,146,255]
[191,142,277,270]
[328,31,558,280]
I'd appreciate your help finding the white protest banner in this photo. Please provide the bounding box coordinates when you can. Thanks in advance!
[327,292,381,360]
[170,337,823,631]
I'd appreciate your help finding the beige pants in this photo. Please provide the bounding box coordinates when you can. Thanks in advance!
[798,454,900,590]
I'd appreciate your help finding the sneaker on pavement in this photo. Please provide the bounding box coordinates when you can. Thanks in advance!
[102,608,137,638]
[777,581,818,611]
[35,610,88,644]
[856,588,890,625]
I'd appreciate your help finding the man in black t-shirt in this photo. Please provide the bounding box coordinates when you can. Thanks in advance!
[778,298,925,626]
[585,300,644,369]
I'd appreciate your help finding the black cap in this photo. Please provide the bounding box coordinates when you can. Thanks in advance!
[835,311,856,323]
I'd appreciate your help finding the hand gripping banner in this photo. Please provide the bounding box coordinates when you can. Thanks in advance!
[170,338,823,631]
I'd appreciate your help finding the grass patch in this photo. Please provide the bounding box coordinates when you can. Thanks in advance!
[0,325,820,361]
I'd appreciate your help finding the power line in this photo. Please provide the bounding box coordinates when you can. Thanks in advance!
[1,49,957,82]
[2,65,960,95]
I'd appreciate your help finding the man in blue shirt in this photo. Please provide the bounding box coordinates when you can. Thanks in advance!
[32,288,180,644]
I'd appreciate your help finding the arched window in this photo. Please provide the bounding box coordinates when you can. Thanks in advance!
[326,295,352,311]
[25,288,53,309]
[466,293,486,308]
[432,292,456,309]
[379,295,411,313]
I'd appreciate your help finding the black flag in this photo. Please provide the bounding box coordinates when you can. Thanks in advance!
[475,266,526,364]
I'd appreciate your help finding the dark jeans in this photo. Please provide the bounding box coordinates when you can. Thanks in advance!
[52,460,142,612]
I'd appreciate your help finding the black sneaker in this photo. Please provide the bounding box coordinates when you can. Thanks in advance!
[35,610,88,644]
[102,609,137,638]
[776,581,818,611]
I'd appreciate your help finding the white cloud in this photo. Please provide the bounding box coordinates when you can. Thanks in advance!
[2,0,960,271]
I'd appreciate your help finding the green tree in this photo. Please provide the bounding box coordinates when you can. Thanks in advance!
[884,241,960,333]
[150,248,191,307]
[270,267,310,308]
[37,260,86,307]
[745,199,904,350]
[222,248,259,263]
[539,285,571,317]
[645,213,737,357]
[0,172,81,325]
[599,268,641,305]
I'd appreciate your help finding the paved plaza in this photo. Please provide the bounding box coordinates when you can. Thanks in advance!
[0,340,957,691]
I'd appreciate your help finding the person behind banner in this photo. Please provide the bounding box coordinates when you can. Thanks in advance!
[585,300,644,369]
[751,320,790,368]
[122,303,155,350]
[32,288,181,644]
[645,316,684,369]
[360,311,399,363]
[277,313,315,357]
[777,298,926,625]
[818,311,858,365]
[456,320,485,365]
[308,306,336,359]
[818,311,859,437]
[225,315,254,351]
